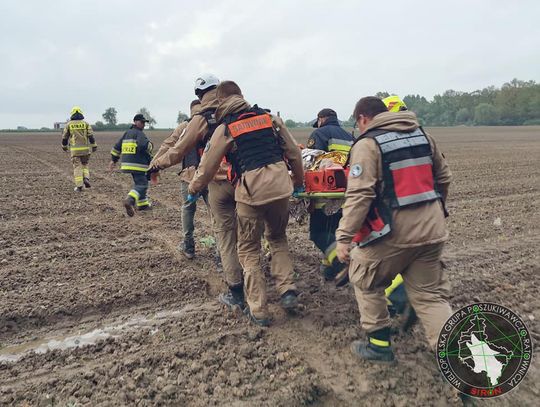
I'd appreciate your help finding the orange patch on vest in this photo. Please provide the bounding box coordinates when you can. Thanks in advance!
[228,114,273,138]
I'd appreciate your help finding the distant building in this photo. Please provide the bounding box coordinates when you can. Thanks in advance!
[54,122,67,130]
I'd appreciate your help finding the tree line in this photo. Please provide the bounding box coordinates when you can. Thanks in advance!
[93,78,540,131]
[95,108,191,130]
[94,107,159,130]
[284,78,540,128]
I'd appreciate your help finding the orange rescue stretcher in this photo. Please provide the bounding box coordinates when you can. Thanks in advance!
[297,165,348,199]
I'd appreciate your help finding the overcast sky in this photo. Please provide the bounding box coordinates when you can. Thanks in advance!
[1,0,539,129]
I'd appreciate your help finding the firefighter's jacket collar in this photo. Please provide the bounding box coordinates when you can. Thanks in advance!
[320,116,340,128]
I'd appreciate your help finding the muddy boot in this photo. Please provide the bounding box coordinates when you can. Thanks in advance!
[244,307,270,327]
[182,239,195,260]
[123,197,136,217]
[218,284,245,311]
[83,177,91,188]
[280,290,298,310]
[74,186,83,192]
[350,328,395,364]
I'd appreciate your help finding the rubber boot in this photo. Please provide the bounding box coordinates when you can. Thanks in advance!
[83,177,91,188]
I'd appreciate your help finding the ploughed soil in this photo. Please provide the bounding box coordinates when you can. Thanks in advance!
[0,127,539,406]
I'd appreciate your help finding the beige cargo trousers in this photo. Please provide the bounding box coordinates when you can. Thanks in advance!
[207,180,243,287]
[350,241,452,349]
[236,197,297,319]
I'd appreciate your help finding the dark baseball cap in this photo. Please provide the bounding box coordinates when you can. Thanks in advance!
[312,108,337,128]
[133,113,149,122]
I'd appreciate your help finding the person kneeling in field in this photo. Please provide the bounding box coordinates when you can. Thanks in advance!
[109,114,154,216]
[188,80,304,326]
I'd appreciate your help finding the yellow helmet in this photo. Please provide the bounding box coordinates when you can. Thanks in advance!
[382,96,407,112]
[70,106,83,116]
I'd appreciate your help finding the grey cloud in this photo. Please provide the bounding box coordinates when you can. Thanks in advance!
[1,0,539,128]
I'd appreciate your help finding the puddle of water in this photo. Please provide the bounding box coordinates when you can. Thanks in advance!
[0,302,215,363]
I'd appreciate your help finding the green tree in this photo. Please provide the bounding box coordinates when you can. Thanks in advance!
[102,107,118,126]
[285,119,297,128]
[177,111,189,124]
[455,107,472,125]
[474,103,499,125]
[137,107,157,129]
[94,121,105,130]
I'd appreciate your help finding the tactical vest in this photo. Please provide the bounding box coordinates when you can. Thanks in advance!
[180,117,200,170]
[223,105,284,184]
[352,127,442,246]
[195,109,218,159]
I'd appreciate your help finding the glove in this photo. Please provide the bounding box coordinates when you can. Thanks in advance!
[62,146,68,152]
[147,165,161,175]
[92,146,97,152]
[292,185,305,198]
[186,193,199,204]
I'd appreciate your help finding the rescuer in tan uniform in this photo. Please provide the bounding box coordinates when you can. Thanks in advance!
[148,75,244,305]
[189,81,304,326]
[61,106,97,191]
[336,96,452,363]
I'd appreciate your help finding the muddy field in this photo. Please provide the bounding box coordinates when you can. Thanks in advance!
[0,126,539,406]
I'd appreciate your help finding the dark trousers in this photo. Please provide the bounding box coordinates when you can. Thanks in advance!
[180,180,209,243]
[128,172,150,207]
[309,209,342,253]
[309,208,345,277]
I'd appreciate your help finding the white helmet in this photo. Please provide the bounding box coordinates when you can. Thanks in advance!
[194,73,220,92]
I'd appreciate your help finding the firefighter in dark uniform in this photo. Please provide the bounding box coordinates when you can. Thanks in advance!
[109,114,154,216]
[307,109,353,284]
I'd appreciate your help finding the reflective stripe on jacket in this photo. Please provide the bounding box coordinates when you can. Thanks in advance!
[111,126,153,173]
[62,119,95,157]
[351,127,442,247]
[307,117,353,153]
[336,111,451,248]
